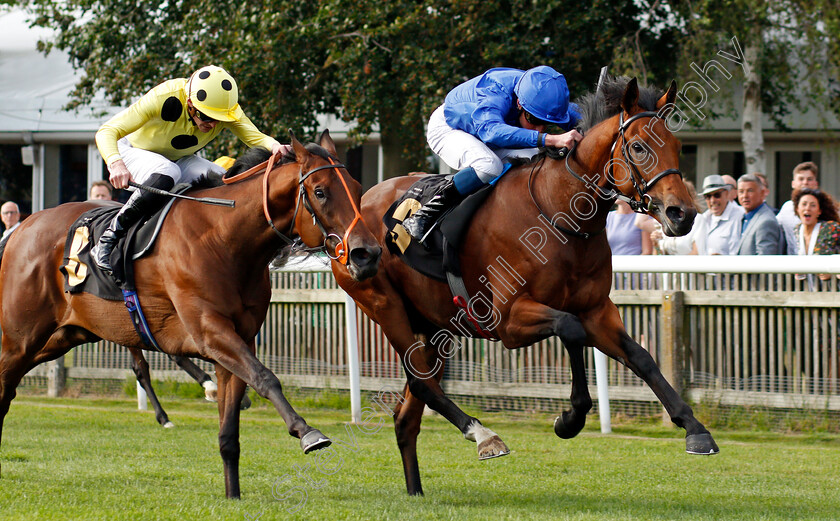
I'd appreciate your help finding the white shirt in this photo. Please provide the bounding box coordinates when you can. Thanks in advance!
[1,221,19,241]
[693,201,745,255]
[776,200,799,255]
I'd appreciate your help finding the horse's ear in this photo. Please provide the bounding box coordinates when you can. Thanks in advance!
[289,129,308,161]
[656,80,677,110]
[622,77,639,113]
[318,129,338,157]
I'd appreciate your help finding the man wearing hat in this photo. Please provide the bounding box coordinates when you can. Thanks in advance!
[692,174,745,255]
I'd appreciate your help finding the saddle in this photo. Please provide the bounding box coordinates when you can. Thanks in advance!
[60,183,191,301]
[383,175,499,339]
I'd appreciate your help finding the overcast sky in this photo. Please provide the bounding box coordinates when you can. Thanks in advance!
[0,9,54,52]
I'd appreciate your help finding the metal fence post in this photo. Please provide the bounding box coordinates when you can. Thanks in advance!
[660,290,686,425]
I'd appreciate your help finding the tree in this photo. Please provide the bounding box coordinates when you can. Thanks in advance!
[626,1,840,176]
[22,0,664,173]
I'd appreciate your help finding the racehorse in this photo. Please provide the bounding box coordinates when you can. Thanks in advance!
[0,131,381,498]
[331,77,718,495]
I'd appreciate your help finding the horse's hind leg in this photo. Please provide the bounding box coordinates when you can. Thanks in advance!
[581,301,719,455]
[129,348,173,428]
[503,298,592,439]
[169,354,216,401]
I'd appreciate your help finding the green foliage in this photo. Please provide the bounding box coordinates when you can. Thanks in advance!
[662,0,840,130]
[21,0,669,169]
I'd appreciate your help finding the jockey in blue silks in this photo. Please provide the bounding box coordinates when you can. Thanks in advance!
[402,66,583,241]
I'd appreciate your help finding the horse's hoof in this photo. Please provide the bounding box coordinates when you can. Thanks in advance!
[301,429,331,454]
[686,433,719,455]
[163,421,175,428]
[477,435,510,460]
[553,412,584,439]
[203,381,218,402]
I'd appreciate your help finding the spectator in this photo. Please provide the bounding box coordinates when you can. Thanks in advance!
[735,173,783,255]
[88,180,114,201]
[608,199,652,290]
[753,173,778,214]
[692,175,745,255]
[778,161,820,255]
[721,174,738,203]
[607,199,652,255]
[1,201,21,241]
[792,188,840,282]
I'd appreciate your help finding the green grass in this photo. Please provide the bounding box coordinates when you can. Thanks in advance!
[1,396,839,521]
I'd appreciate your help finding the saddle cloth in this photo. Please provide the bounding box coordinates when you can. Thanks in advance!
[382,175,494,282]
[60,184,189,300]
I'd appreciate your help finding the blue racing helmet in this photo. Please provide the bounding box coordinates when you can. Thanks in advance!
[514,66,573,125]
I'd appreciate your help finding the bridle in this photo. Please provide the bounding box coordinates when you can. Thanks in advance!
[528,109,682,239]
[223,152,365,265]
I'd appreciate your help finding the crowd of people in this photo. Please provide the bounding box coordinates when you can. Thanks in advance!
[606,161,840,264]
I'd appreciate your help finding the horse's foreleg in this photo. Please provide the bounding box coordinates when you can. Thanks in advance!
[201,328,329,454]
[503,298,592,439]
[392,337,447,496]
[392,383,426,496]
[129,348,173,428]
[581,301,719,455]
[169,354,217,401]
[214,364,245,499]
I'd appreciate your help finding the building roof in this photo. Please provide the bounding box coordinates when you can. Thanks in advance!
[0,10,117,138]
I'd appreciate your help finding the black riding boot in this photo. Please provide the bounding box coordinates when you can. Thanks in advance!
[401,178,466,241]
[91,174,174,275]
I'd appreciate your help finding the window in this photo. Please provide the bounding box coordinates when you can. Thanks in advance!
[0,144,31,214]
[775,151,820,205]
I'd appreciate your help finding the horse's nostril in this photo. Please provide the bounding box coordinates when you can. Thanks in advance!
[350,246,381,267]
[665,206,685,224]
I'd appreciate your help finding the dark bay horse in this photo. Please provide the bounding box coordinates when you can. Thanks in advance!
[0,131,381,498]
[332,77,717,495]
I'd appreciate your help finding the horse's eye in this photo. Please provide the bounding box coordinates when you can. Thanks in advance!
[632,142,644,153]
[314,188,326,200]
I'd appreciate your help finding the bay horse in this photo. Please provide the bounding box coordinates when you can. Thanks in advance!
[0,131,381,498]
[332,77,718,495]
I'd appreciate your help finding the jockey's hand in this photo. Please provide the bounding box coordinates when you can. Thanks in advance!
[107,160,132,190]
[546,130,583,150]
[272,142,292,157]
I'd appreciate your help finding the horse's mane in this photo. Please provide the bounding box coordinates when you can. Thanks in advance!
[223,143,336,180]
[574,75,664,133]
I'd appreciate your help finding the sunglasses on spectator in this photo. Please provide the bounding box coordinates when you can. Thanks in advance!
[194,109,217,123]
[523,110,550,127]
[704,191,725,200]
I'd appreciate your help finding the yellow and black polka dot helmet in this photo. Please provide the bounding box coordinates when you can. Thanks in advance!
[185,65,244,122]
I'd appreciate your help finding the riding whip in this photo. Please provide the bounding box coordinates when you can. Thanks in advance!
[128,181,235,208]
[557,65,609,159]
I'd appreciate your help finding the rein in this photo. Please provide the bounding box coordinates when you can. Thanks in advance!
[222,152,364,265]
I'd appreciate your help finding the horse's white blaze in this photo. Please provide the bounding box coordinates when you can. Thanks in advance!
[464,420,498,444]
